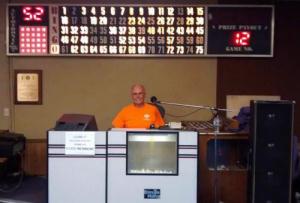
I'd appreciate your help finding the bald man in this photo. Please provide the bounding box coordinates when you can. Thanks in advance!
[112,84,165,128]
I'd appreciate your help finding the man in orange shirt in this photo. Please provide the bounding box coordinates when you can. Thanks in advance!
[112,84,165,128]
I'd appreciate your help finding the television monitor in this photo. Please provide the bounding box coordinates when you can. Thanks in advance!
[126,131,178,175]
[54,114,98,131]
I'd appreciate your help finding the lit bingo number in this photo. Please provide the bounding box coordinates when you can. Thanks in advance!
[232,31,251,46]
[22,6,45,21]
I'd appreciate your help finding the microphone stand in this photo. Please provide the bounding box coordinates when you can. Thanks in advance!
[158,101,231,113]
[212,110,221,203]
[154,99,234,203]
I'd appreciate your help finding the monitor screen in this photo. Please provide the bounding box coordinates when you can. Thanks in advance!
[126,131,178,175]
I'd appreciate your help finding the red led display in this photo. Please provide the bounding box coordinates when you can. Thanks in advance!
[232,31,251,46]
[22,6,45,22]
[19,26,48,54]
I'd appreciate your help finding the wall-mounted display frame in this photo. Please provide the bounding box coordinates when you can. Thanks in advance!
[14,70,42,105]
[7,4,274,57]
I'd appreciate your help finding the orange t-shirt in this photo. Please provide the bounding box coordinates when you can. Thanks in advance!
[112,103,165,128]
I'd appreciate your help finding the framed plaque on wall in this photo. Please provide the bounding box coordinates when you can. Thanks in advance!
[14,70,42,105]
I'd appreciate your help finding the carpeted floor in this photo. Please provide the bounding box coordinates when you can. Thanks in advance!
[0,176,46,203]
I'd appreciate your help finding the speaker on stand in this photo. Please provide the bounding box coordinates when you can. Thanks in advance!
[248,100,295,203]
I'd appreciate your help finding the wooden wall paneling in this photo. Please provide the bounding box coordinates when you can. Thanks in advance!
[198,133,248,203]
[24,139,47,176]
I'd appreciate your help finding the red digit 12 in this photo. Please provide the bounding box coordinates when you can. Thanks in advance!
[233,31,251,46]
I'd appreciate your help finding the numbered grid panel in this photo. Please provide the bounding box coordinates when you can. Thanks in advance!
[58,6,205,55]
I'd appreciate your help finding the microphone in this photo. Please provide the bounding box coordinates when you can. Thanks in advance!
[150,96,165,118]
[150,96,160,104]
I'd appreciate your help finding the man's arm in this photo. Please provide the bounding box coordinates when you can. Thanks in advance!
[154,108,165,128]
[112,110,125,128]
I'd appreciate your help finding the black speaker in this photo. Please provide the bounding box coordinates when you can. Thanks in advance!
[54,114,98,131]
[248,100,295,203]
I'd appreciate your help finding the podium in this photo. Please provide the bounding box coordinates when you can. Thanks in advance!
[48,131,106,203]
[48,130,198,203]
[107,130,198,203]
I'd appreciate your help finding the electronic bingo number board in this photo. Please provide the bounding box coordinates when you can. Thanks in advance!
[7,4,274,57]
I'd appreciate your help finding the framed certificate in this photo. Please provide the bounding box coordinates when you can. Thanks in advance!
[14,70,42,104]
